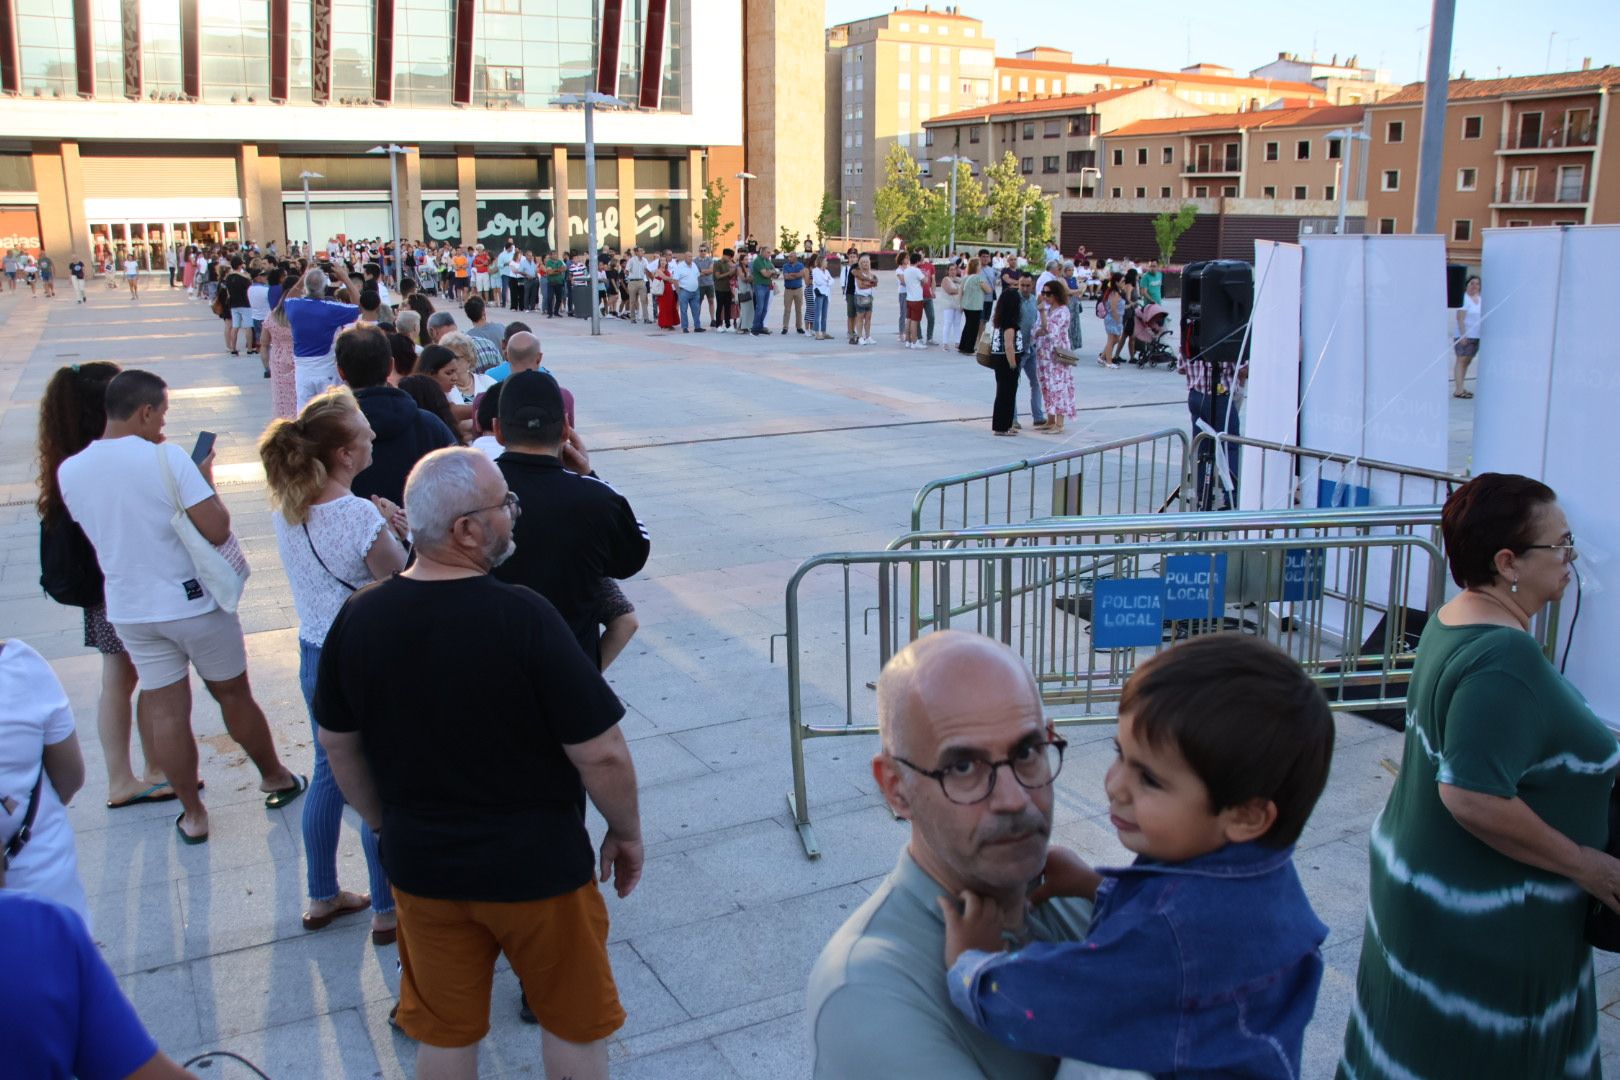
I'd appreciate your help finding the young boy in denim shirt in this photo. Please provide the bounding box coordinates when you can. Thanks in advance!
[943,634,1336,1079]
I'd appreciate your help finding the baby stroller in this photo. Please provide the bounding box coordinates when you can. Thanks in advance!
[1128,302,1176,368]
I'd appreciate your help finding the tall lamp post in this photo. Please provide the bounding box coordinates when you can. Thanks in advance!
[552,91,629,336]
[936,154,974,256]
[844,199,855,241]
[367,144,406,285]
[736,171,757,248]
[1325,128,1371,235]
[298,170,323,258]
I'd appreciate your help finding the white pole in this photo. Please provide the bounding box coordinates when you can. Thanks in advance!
[387,151,401,285]
[585,99,601,337]
[1336,145,1349,235]
[303,175,314,257]
[741,178,748,247]
[948,162,958,255]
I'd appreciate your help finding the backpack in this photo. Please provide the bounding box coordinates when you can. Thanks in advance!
[39,516,104,609]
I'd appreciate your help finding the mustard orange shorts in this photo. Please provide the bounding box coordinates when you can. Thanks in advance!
[392,881,624,1047]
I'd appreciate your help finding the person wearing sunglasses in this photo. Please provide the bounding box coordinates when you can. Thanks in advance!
[808,631,1093,1080]
[1340,473,1618,1080]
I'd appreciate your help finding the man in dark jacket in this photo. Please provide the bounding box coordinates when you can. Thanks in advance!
[492,371,649,665]
[335,325,456,506]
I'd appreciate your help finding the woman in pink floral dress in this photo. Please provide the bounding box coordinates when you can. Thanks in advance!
[1034,278,1075,434]
[260,281,301,420]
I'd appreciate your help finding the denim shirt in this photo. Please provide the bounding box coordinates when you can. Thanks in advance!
[948,842,1328,1079]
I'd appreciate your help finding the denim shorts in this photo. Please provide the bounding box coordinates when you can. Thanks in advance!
[231,307,254,328]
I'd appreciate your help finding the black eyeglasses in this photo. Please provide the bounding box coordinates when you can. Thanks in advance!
[892,736,1067,805]
[461,491,520,521]
[1523,536,1578,563]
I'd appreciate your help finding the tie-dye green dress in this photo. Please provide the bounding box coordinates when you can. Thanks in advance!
[1339,621,1619,1080]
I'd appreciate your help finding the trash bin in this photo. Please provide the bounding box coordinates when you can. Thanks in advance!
[571,282,592,318]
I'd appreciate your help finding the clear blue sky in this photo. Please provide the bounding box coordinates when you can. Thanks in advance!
[821,0,1618,85]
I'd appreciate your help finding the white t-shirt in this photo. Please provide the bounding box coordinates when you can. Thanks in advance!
[1460,293,1482,338]
[272,496,386,646]
[670,261,701,292]
[446,371,496,406]
[625,256,647,281]
[0,640,89,927]
[247,283,272,321]
[901,265,926,302]
[123,259,138,277]
[58,436,219,624]
[472,434,503,461]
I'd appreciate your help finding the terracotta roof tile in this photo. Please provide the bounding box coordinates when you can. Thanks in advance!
[926,87,1142,125]
[993,57,1324,96]
[1105,104,1365,137]
[1373,67,1620,106]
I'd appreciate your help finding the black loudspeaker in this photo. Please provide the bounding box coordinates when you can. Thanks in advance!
[1195,260,1253,365]
[1445,264,1468,308]
[1180,259,1209,362]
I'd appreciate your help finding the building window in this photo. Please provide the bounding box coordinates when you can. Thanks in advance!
[198,0,272,101]
[395,0,454,105]
[1462,115,1482,139]
[1022,122,1035,139]
[1021,157,1034,174]
[1265,141,1279,162]
[1043,156,1059,173]
[1161,146,1173,164]
[16,0,78,96]
[1295,139,1310,160]
[1263,185,1277,198]
[1457,167,1477,192]
[1327,138,1342,160]
[1293,185,1307,199]
[1378,218,1396,234]
[1000,75,1011,91]
[1068,117,1086,135]
[1112,148,1123,166]
[1453,219,1473,243]
[1506,219,1531,227]
[1558,164,1585,202]
[898,73,910,90]
[898,44,910,61]
[1111,187,1122,198]
[918,45,930,61]
[140,0,184,97]
[1045,119,1060,137]
[1135,147,1147,165]
[1194,185,1208,197]
[1223,185,1237,196]
[1160,186,1171,197]
[969,127,981,144]
[1382,170,1400,191]
[1066,150,1093,171]
[1324,185,1335,200]
[1386,120,1404,143]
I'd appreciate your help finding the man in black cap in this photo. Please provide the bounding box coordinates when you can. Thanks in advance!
[493,371,649,667]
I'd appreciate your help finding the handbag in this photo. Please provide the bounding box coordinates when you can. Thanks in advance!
[0,767,44,889]
[156,444,250,613]
[1053,346,1081,366]
[210,289,228,317]
[1587,781,1620,951]
[975,325,999,368]
[39,515,105,608]
[854,293,873,312]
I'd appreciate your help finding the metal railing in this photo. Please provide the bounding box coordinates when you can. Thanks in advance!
[1190,432,1466,512]
[784,526,1446,857]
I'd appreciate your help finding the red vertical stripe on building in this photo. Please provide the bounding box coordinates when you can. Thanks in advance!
[0,0,19,96]
[596,0,623,99]
[638,0,666,110]
[373,0,394,102]
[73,0,93,96]
[451,0,474,105]
[269,0,289,101]
[180,0,200,99]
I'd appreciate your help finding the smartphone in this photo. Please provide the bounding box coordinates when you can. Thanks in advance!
[190,431,216,465]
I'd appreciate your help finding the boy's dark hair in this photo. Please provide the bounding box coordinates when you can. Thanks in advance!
[464,295,486,322]
[1440,472,1558,588]
[334,324,392,389]
[502,321,531,345]
[358,288,382,313]
[103,369,167,421]
[1121,634,1333,848]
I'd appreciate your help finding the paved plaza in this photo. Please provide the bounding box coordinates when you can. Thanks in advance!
[1,279,1614,1078]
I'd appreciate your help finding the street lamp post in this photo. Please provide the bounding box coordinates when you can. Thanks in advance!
[298,171,323,258]
[844,199,854,241]
[367,145,406,285]
[1021,204,1029,260]
[553,91,629,337]
[1326,128,1371,235]
[736,171,757,249]
[936,154,974,257]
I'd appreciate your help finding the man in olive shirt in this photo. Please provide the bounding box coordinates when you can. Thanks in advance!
[807,632,1103,1080]
[749,249,778,336]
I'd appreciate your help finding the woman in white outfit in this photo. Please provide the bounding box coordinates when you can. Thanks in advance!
[938,264,965,351]
[1453,275,1481,399]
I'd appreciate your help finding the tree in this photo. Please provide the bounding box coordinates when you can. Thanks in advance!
[982,151,1054,260]
[872,143,928,244]
[699,178,734,245]
[778,224,802,251]
[942,159,990,246]
[1153,204,1198,265]
[816,192,842,244]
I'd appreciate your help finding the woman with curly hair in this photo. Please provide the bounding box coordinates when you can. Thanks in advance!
[36,362,168,808]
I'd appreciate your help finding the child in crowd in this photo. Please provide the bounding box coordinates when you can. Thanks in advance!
[942,634,1336,1079]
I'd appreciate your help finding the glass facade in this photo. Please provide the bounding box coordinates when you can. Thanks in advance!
[472,0,684,112]
[331,0,376,98]
[91,0,123,99]
[395,0,453,106]
[199,0,271,102]
[288,0,312,96]
[16,0,77,97]
[140,0,183,97]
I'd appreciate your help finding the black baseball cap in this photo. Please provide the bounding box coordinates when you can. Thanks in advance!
[499,370,566,432]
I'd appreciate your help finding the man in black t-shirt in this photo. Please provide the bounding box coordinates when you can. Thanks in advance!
[223,256,253,356]
[68,258,86,304]
[315,447,642,1076]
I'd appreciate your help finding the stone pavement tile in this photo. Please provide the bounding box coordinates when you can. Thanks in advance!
[672,711,873,774]
[1294,837,1376,946]
[601,846,741,944]
[175,857,335,960]
[680,805,905,910]
[713,1011,813,1080]
[118,962,202,1056]
[1049,811,1135,871]
[172,1007,381,1079]
[73,798,297,897]
[609,1040,746,1080]
[634,757,866,840]
[619,732,715,788]
[1305,933,1362,1077]
[630,883,870,1017]
[612,989,804,1064]
[88,878,185,977]
[187,921,399,1041]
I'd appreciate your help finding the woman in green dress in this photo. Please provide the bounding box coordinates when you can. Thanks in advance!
[1339,473,1620,1080]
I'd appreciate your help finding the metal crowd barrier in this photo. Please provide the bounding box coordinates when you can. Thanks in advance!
[785,529,1445,858]
[1190,432,1467,510]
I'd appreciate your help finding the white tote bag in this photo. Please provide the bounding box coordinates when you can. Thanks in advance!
[156,445,250,613]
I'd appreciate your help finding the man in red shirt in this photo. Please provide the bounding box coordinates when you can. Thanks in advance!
[919,254,937,345]
[473,247,493,302]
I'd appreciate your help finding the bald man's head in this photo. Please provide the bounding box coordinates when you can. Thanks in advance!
[877,631,1041,760]
[505,331,542,371]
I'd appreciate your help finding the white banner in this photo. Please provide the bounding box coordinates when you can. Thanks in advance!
[1240,240,1304,510]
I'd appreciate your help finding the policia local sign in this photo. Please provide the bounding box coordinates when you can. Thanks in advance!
[1090,550,1323,649]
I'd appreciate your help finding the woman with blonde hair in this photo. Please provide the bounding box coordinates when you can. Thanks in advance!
[437,332,495,406]
[259,388,408,944]
[261,273,304,419]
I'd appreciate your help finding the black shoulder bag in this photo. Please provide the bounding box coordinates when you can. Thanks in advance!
[1,770,46,888]
[303,523,365,592]
[39,516,105,609]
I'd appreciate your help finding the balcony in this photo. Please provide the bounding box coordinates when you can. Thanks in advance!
[1498,129,1597,153]
[1491,182,1589,208]
[1183,160,1241,176]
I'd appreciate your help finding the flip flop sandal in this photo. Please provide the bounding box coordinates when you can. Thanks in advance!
[302,892,371,931]
[108,782,177,809]
[175,813,208,845]
[264,774,308,810]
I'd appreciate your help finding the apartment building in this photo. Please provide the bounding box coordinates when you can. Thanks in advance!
[1249,52,1401,105]
[825,5,996,238]
[1100,105,1369,204]
[992,49,1325,112]
[922,85,1209,198]
[1363,67,1620,263]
